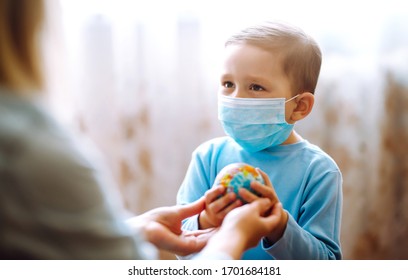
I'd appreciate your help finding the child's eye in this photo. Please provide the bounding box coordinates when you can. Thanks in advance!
[223,81,235,88]
[249,84,265,91]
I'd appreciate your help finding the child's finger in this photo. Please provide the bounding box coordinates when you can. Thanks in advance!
[207,191,237,214]
[237,188,259,203]
[256,168,273,188]
[204,185,226,204]
[250,181,279,203]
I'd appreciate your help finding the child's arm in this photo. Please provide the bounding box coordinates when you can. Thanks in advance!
[246,169,343,260]
[244,167,342,259]
[264,170,343,260]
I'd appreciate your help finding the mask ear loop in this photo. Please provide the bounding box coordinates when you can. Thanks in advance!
[285,94,300,104]
[284,94,300,125]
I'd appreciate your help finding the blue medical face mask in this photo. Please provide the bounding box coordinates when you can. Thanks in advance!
[218,94,298,152]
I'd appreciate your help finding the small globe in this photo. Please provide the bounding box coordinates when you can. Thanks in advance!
[214,163,264,202]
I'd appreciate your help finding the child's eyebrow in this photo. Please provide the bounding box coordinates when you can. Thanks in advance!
[246,75,271,84]
[219,73,233,80]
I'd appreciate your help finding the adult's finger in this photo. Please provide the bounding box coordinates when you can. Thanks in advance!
[165,232,208,256]
[248,198,273,214]
[262,202,283,229]
[178,197,206,220]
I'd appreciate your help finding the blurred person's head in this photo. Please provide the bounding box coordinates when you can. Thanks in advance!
[0,0,45,94]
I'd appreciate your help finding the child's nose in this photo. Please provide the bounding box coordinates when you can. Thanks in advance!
[232,88,249,98]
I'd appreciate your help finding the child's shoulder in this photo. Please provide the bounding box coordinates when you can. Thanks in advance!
[301,140,340,172]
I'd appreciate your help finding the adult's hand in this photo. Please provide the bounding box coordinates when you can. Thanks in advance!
[127,197,214,256]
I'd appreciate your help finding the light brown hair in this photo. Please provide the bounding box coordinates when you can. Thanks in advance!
[225,21,322,95]
[0,0,45,93]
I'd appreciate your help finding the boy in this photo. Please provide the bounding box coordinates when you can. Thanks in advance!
[177,21,343,260]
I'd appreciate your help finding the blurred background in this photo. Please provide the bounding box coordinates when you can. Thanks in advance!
[43,0,407,259]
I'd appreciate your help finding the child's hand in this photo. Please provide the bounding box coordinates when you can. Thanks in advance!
[202,199,283,259]
[242,168,280,204]
[238,168,288,244]
[198,185,242,229]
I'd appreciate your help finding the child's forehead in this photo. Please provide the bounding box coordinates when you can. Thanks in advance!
[223,43,285,67]
[221,45,288,81]
[226,41,285,58]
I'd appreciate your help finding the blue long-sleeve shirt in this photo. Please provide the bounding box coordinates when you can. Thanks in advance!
[177,136,343,260]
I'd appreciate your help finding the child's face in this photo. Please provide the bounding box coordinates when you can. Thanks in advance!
[219,43,293,99]
[219,43,296,122]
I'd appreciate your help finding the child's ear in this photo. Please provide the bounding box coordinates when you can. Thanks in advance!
[290,92,314,122]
